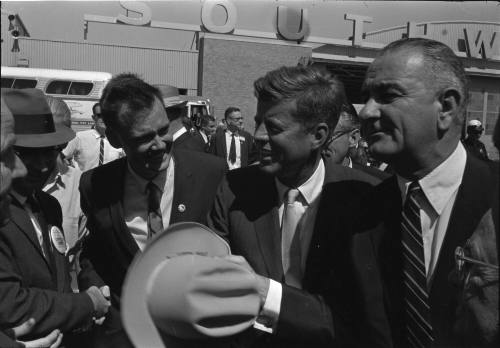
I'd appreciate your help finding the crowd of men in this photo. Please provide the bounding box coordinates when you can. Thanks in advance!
[0,37,498,348]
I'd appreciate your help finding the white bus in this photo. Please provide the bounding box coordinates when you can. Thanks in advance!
[1,67,112,131]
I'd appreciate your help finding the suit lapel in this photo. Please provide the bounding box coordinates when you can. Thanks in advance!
[219,130,227,159]
[430,155,493,298]
[108,159,139,258]
[9,197,53,272]
[170,152,194,223]
[240,134,248,167]
[252,175,283,281]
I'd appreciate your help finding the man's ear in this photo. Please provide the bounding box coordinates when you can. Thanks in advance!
[437,88,461,132]
[106,128,121,149]
[311,122,329,150]
[348,129,361,148]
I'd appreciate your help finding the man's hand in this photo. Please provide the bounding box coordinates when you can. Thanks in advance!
[223,255,270,307]
[13,318,63,348]
[86,286,110,318]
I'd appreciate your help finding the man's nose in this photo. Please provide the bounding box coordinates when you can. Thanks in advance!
[359,98,380,121]
[254,122,268,142]
[13,154,27,180]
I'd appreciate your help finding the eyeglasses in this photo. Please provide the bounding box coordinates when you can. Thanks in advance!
[454,246,499,287]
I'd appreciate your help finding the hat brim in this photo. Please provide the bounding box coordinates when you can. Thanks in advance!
[121,222,231,348]
[15,124,75,148]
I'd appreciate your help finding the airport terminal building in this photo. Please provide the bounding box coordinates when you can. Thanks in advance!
[2,1,499,158]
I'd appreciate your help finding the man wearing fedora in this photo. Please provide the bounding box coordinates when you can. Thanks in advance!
[0,89,110,346]
[77,73,226,347]
[208,66,391,347]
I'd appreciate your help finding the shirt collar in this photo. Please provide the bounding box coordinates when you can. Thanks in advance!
[173,127,187,141]
[397,142,466,215]
[127,159,170,194]
[92,129,104,139]
[276,158,325,206]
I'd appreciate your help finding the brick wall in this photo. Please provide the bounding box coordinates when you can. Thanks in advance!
[199,36,312,132]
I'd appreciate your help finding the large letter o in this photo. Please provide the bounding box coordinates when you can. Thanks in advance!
[201,0,237,33]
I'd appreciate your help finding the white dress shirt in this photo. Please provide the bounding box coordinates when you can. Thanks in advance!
[43,157,85,250]
[62,129,124,172]
[224,130,242,170]
[254,159,325,333]
[397,142,466,287]
[123,158,175,251]
[173,127,187,142]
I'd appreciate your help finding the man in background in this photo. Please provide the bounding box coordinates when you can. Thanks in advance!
[463,119,490,161]
[210,106,256,169]
[63,102,124,171]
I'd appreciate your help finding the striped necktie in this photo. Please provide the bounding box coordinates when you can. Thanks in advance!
[98,136,105,166]
[147,181,163,239]
[401,182,434,347]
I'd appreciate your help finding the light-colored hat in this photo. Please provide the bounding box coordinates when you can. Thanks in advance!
[468,119,482,128]
[121,222,261,348]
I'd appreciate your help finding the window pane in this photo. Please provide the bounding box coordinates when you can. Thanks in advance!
[485,112,499,135]
[46,81,71,94]
[468,91,484,111]
[486,93,500,112]
[13,79,37,89]
[0,78,14,88]
[68,82,93,96]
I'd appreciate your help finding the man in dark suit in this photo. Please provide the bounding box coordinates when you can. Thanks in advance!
[0,89,110,347]
[208,66,391,347]
[209,106,256,169]
[358,38,499,347]
[77,73,226,347]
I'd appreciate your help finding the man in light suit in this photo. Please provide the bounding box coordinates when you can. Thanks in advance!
[209,106,256,169]
[208,66,391,347]
[77,73,226,347]
[358,38,499,347]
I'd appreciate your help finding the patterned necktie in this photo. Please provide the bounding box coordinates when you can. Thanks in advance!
[147,182,163,239]
[281,188,303,288]
[98,136,105,166]
[228,133,236,164]
[401,182,434,347]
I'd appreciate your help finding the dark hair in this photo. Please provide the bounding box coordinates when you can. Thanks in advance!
[379,38,469,120]
[200,114,216,127]
[224,107,240,120]
[100,73,164,130]
[92,102,100,116]
[254,65,346,135]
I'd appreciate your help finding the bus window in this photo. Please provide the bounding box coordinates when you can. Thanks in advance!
[69,82,93,96]
[1,78,14,88]
[46,80,71,94]
[13,79,37,89]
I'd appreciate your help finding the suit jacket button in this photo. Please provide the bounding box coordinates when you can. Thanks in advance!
[178,204,186,213]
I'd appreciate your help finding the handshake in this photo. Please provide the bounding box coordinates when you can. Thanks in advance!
[85,285,111,324]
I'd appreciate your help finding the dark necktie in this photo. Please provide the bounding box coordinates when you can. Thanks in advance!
[228,133,236,164]
[147,182,163,239]
[401,182,433,347]
[98,136,105,166]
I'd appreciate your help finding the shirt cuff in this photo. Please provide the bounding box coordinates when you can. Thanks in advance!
[253,279,282,334]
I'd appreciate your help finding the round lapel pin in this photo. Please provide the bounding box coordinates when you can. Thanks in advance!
[178,204,186,213]
[49,225,68,254]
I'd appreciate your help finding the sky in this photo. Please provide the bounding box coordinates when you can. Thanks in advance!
[2,1,499,51]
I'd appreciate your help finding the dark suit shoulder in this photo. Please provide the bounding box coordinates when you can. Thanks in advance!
[174,149,226,171]
[324,160,381,186]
